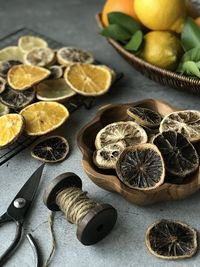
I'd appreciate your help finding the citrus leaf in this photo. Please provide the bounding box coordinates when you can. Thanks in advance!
[179,61,200,78]
[101,24,131,41]
[181,17,200,51]
[125,30,143,52]
[177,48,200,72]
[108,12,141,34]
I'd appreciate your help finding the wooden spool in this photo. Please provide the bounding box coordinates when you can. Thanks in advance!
[43,173,117,245]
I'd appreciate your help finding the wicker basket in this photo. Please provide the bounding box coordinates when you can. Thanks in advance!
[96,13,200,95]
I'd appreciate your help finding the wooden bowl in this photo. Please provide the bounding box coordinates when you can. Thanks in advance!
[96,13,200,95]
[77,99,200,205]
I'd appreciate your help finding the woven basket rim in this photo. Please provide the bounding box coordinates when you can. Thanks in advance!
[96,13,200,86]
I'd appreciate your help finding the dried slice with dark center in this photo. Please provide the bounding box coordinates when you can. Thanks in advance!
[31,136,69,163]
[160,110,200,143]
[24,47,55,67]
[0,85,35,109]
[116,144,165,190]
[127,107,162,128]
[93,141,125,169]
[145,220,197,260]
[0,60,21,78]
[95,121,148,150]
[49,65,63,79]
[153,131,199,178]
[0,77,6,93]
[57,47,94,66]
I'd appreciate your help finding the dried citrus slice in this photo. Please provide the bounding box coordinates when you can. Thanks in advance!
[31,136,69,163]
[127,107,162,128]
[93,141,125,169]
[18,36,48,53]
[0,114,24,149]
[95,121,148,150]
[24,47,55,67]
[49,65,63,79]
[64,63,113,96]
[8,64,50,90]
[0,46,24,62]
[0,85,35,109]
[153,131,199,178]
[36,78,75,102]
[57,47,94,66]
[0,102,9,116]
[116,144,165,190]
[0,77,6,93]
[20,101,69,136]
[160,110,200,143]
[0,60,21,78]
[145,220,197,260]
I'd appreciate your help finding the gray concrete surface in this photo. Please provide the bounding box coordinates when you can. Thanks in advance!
[0,0,200,266]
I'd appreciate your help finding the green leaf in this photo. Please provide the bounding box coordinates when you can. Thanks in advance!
[177,48,200,71]
[181,17,200,51]
[179,61,200,78]
[108,12,141,34]
[125,30,143,52]
[101,24,131,42]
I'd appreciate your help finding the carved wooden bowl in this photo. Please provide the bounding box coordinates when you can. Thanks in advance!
[77,99,200,205]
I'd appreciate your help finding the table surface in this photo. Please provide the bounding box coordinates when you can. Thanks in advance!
[0,0,200,266]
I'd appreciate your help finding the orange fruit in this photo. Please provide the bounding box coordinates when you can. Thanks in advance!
[102,0,137,26]
[195,17,200,27]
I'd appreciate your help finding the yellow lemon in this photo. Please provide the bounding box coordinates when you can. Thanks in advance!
[140,31,183,70]
[134,0,187,33]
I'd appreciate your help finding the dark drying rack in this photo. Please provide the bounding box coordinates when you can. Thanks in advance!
[0,28,123,166]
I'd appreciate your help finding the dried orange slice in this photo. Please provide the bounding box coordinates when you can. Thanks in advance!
[116,144,165,190]
[36,78,75,102]
[64,63,113,96]
[24,47,55,67]
[0,114,24,149]
[8,65,50,91]
[57,47,94,66]
[160,110,200,143]
[18,36,48,53]
[0,46,24,62]
[95,121,148,150]
[146,220,197,260]
[20,101,69,136]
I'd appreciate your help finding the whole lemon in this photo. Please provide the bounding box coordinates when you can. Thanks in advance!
[134,0,187,33]
[140,31,183,70]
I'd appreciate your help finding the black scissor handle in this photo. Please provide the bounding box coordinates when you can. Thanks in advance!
[0,220,23,266]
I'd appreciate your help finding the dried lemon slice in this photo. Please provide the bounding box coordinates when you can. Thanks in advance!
[0,77,6,93]
[18,36,48,53]
[31,136,69,163]
[146,220,197,260]
[20,101,69,136]
[127,107,162,128]
[24,47,55,67]
[8,64,50,90]
[36,78,75,102]
[57,47,94,66]
[0,85,35,109]
[93,141,125,169]
[0,102,9,116]
[153,131,199,178]
[0,60,21,78]
[0,46,24,62]
[116,143,165,190]
[95,121,148,150]
[160,110,200,143]
[0,114,24,149]
[49,65,63,79]
[64,63,113,96]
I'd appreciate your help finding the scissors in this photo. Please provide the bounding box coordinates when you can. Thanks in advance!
[0,164,45,266]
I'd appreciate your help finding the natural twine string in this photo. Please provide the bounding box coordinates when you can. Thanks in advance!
[56,187,97,224]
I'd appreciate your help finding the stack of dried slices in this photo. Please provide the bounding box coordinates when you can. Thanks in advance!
[93,107,200,189]
[0,35,115,162]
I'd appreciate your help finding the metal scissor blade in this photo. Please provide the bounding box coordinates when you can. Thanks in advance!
[6,163,45,220]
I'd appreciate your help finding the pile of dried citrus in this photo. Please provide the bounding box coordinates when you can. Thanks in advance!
[0,35,115,155]
[93,106,200,190]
